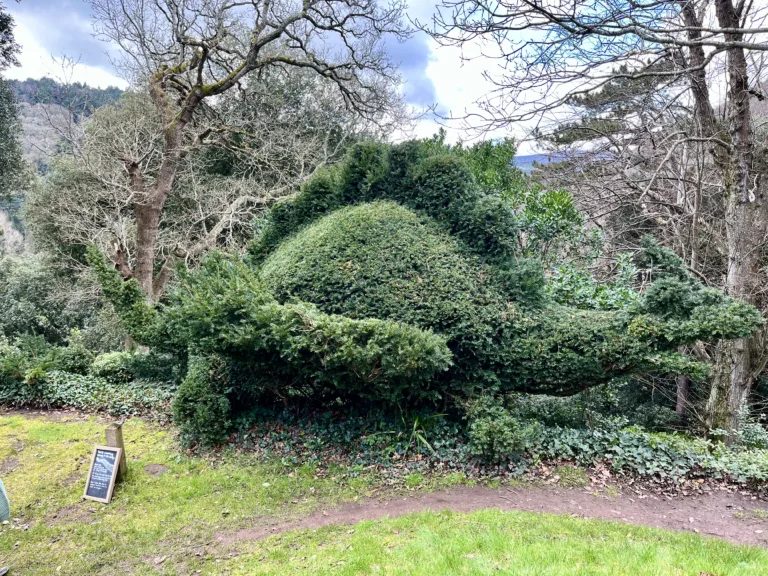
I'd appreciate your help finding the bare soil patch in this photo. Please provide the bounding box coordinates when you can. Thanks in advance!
[1,457,19,474]
[0,408,96,422]
[216,484,768,548]
[48,503,92,526]
[144,464,169,477]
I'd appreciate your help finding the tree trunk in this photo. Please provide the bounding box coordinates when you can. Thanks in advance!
[707,340,750,433]
[704,0,768,435]
[675,374,690,422]
[134,201,163,299]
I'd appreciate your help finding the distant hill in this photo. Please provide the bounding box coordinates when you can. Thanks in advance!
[10,77,123,172]
[9,77,122,118]
[1,79,123,253]
[513,153,565,173]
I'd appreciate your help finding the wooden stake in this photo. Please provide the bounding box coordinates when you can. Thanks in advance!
[105,423,128,481]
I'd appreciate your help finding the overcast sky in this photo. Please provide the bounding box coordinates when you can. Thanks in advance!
[4,0,532,152]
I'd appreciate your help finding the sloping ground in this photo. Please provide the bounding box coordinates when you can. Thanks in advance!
[1,410,767,575]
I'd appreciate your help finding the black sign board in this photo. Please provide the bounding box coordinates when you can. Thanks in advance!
[84,446,122,503]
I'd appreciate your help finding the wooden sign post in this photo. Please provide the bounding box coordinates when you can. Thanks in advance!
[83,446,122,503]
[105,422,127,481]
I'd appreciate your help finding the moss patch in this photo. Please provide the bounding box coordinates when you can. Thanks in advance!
[554,465,589,488]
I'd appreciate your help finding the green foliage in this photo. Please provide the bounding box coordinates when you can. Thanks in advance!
[735,407,768,450]
[260,201,500,391]
[0,252,125,351]
[0,77,23,201]
[86,245,164,347]
[548,253,639,310]
[90,349,183,385]
[21,370,174,416]
[92,139,762,445]
[0,329,174,415]
[464,402,768,483]
[154,251,452,442]
[51,329,93,374]
[168,252,452,400]
[416,130,525,194]
[90,350,133,382]
[467,396,542,462]
[506,381,681,432]
[0,3,20,71]
[514,187,584,258]
[737,420,768,450]
[173,354,232,446]
[250,139,542,304]
[0,342,173,416]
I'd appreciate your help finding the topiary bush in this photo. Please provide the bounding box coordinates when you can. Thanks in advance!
[91,139,763,446]
[173,355,232,446]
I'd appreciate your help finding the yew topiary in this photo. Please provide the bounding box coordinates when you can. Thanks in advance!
[90,139,763,445]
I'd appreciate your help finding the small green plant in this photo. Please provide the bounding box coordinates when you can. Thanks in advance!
[51,329,94,374]
[736,405,768,450]
[405,472,426,488]
[554,465,589,488]
[467,397,542,463]
[90,350,133,382]
[401,414,441,456]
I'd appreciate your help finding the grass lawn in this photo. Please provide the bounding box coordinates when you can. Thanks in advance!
[1,413,767,575]
[0,413,378,574]
[217,509,768,576]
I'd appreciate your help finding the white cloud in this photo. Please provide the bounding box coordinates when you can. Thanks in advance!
[4,12,128,89]
[410,38,537,153]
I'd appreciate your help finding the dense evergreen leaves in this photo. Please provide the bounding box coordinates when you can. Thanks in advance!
[91,139,762,445]
[0,77,22,200]
[0,2,19,71]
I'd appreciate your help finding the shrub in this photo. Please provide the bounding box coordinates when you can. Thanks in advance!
[172,256,452,400]
[259,201,501,391]
[122,351,184,383]
[51,329,93,374]
[0,362,174,416]
[467,396,542,462]
[0,253,123,348]
[91,140,763,446]
[736,407,768,450]
[465,401,768,483]
[90,351,133,382]
[173,355,232,447]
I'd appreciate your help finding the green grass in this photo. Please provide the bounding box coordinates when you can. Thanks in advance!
[553,464,589,488]
[1,414,767,575]
[211,510,768,576]
[0,414,379,574]
[734,508,768,521]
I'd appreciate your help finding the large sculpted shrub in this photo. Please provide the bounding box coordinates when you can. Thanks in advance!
[90,140,763,445]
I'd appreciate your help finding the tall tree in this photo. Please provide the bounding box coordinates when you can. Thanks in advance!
[84,0,408,300]
[426,0,768,433]
[0,1,22,202]
[28,69,389,288]
[0,1,19,71]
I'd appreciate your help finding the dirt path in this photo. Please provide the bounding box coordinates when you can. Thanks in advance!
[217,485,768,548]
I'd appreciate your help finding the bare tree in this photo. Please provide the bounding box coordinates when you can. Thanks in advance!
[27,64,391,297]
[425,0,768,433]
[82,0,408,299]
